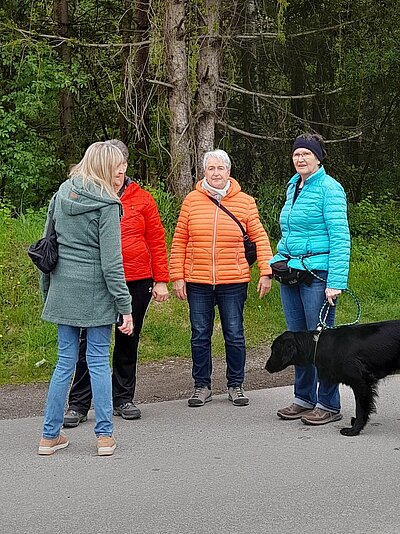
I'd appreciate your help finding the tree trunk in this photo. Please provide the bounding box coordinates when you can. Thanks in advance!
[119,0,132,145]
[133,0,150,181]
[54,0,73,163]
[240,0,258,183]
[165,0,193,198]
[195,0,221,180]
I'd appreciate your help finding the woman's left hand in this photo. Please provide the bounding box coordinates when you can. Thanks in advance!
[325,288,342,306]
[152,282,169,302]
[257,275,272,298]
[118,314,134,336]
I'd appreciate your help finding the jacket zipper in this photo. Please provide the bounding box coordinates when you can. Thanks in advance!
[284,185,294,252]
[212,201,219,287]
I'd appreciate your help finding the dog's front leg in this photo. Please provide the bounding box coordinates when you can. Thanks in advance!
[340,382,373,436]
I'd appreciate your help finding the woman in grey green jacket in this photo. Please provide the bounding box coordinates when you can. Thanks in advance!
[38,142,133,457]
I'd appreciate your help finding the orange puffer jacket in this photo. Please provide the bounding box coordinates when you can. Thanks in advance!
[121,182,169,282]
[170,178,273,284]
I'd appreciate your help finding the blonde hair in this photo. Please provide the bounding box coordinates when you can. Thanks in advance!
[69,142,125,198]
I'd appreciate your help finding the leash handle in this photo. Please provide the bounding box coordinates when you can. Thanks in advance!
[318,288,362,329]
[295,256,361,329]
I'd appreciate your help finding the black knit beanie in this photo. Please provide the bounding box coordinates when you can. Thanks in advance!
[292,136,324,162]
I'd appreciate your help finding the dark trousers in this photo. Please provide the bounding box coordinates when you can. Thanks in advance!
[68,278,153,414]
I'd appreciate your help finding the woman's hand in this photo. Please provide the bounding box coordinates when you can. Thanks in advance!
[152,282,169,302]
[118,314,134,336]
[325,288,342,306]
[173,279,187,300]
[257,275,272,298]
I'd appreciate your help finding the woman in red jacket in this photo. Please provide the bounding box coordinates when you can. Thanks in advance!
[64,140,169,425]
[170,149,273,408]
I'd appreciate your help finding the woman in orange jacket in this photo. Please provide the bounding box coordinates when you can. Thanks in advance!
[170,149,273,407]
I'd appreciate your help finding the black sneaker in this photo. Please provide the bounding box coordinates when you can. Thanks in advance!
[63,409,88,428]
[113,402,141,420]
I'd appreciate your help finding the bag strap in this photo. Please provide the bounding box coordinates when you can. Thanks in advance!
[207,196,248,238]
[45,194,57,238]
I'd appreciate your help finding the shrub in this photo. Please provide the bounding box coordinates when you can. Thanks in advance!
[348,194,400,239]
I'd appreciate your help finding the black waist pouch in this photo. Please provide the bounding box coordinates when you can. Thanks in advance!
[271,260,314,286]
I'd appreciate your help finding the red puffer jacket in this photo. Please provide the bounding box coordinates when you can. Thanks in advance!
[120,182,169,282]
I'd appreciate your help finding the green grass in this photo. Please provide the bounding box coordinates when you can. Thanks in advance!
[1,210,399,385]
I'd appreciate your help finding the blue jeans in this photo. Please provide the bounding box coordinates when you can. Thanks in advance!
[280,271,340,413]
[186,282,248,388]
[42,324,113,438]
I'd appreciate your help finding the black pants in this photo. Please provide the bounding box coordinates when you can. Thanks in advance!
[68,278,153,414]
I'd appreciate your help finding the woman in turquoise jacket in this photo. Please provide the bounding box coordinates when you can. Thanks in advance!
[270,133,350,425]
[38,142,133,457]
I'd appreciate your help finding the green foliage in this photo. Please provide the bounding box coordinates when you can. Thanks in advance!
[145,183,180,242]
[0,38,66,208]
[1,0,400,220]
[348,195,400,239]
[252,178,287,241]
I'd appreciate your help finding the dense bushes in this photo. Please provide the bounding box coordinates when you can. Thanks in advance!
[348,195,400,239]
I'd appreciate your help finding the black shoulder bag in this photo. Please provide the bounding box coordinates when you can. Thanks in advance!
[28,196,59,274]
[208,196,257,267]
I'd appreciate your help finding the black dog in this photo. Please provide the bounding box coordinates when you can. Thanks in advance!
[265,320,400,436]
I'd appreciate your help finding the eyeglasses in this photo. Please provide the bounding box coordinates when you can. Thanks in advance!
[292,152,314,160]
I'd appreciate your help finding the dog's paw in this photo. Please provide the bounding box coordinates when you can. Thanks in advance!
[340,426,361,436]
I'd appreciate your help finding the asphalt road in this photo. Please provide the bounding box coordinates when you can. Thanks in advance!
[1,378,400,534]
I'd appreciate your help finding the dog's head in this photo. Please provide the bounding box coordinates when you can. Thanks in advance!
[265,331,300,373]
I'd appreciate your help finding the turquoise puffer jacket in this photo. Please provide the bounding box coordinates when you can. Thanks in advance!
[270,166,350,289]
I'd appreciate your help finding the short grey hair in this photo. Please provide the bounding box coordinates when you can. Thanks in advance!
[203,149,231,172]
[106,139,129,162]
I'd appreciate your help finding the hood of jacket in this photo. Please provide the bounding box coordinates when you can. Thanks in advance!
[58,176,122,217]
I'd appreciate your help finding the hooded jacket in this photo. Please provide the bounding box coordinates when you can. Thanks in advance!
[170,178,273,284]
[270,165,350,289]
[120,182,169,282]
[40,176,132,327]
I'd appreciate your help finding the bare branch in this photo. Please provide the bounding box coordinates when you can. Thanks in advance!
[218,121,362,144]
[3,17,362,50]
[230,19,361,40]
[324,132,363,144]
[217,121,283,141]
[145,78,174,89]
[7,26,150,48]
[219,80,343,100]
[288,19,361,38]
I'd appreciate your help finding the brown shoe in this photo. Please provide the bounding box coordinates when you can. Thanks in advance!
[277,403,313,420]
[38,433,69,455]
[97,435,117,456]
[301,407,343,426]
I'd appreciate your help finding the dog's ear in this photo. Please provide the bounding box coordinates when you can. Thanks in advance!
[266,332,298,372]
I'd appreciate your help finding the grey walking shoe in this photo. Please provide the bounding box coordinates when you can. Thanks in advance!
[228,386,249,406]
[113,402,142,420]
[63,409,88,428]
[188,387,212,407]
